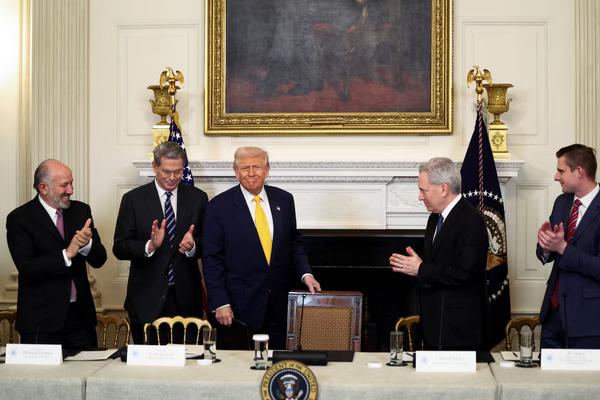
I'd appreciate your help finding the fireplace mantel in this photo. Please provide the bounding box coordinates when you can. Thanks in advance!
[133,160,524,230]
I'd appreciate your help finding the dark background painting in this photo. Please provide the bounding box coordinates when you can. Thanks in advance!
[226,0,432,113]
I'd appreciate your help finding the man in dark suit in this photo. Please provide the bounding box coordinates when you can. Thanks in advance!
[113,142,208,343]
[390,157,488,350]
[537,144,600,349]
[6,159,107,348]
[203,146,321,349]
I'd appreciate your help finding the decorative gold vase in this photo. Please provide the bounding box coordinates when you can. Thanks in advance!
[483,83,513,125]
[148,85,178,126]
[483,83,513,159]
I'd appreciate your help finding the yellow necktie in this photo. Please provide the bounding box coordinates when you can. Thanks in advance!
[253,195,272,264]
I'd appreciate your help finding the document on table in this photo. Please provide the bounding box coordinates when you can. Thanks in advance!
[65,349,117,361]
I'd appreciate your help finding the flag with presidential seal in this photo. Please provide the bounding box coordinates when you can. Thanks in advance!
[460,103,511,349]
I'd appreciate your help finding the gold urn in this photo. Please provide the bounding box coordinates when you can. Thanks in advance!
[483,83,513,159]
[148,85,179,125]
[483,83,513,125]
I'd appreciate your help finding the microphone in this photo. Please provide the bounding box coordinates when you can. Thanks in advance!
[273,292,328,366]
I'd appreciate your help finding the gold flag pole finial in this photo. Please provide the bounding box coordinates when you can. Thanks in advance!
[466,65,492,104]
[159,67,185,106]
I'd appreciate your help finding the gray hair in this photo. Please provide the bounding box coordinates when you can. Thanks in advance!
[152,141,186,166]
[419,157,461,194]
[233,146,270,169]
[33,159,59,192]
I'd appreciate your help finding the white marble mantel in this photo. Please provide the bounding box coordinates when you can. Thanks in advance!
[133,160,524,230]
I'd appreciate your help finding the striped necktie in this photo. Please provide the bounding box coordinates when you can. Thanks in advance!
[550,199,582,308]
[164,192,176,285]
[253,195,272,265]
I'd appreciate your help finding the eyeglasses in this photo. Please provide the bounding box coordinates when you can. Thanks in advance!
[158,168,184,178]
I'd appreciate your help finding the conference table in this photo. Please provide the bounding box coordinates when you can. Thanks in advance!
[490,354,600,400]
[3,350,600,400]
[85,351,497,400]
[0,359,111,400]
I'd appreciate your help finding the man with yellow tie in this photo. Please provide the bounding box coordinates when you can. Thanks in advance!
[203,147,321,349]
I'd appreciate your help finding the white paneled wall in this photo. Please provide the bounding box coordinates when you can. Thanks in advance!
[0,0,584,316]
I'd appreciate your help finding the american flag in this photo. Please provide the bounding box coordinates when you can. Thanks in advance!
[460,103,511,349]
[168,104,194,186]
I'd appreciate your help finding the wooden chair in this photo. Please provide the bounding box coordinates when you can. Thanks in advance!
[394,315,421,352]
[96,314,130,348]
[504,316,541,351]
[0,310,18,346]
[144,316,212,345]
[286,291,362,351]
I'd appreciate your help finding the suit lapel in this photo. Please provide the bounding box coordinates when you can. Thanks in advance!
[571,187,600,244]
[33,196,65,243]
[144,182,165,226]
[233,185,266,262]
[266,186,281,259]
[175,185,189,241]
[429,197,465,256]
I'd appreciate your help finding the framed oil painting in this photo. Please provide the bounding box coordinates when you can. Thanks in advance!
[205,0,452,135]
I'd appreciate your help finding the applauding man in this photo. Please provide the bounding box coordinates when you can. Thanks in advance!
[7,159,107,348]
[113,142,208,343]
[389,157,488,350]
[537,144,600,348]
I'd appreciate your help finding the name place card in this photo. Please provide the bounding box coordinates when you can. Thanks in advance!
[415,351,476,372]
[541,349,600,371]
[127,344,186,367]
[5,343,63,365]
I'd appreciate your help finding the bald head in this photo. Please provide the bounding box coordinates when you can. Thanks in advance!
[34,159,74,209]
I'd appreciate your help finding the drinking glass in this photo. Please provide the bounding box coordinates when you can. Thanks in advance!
[253,334,270,370]
[203,328,217,361]
[519,330,533,366]
[389,331,404,366]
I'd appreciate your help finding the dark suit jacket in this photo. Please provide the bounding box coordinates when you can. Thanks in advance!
[113,181,208,324]
[202,185,312,331]
[537,187,600,337]
[6,197,107,334]
[417,196,488,349]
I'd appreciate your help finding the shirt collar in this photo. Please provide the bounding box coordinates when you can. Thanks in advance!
[440,194,462,220]
[576,183,599,209]
[239,184,268,205]
[38,195,60,219]
[154,180,178,199]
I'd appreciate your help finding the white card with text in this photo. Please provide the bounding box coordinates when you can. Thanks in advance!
[5,343,63,365]
[541,349,600,370]
[415,351,476,372]
[127,344,186,367]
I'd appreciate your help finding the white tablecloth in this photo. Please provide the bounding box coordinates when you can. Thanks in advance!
[491,353,600,400]
[0,360,111,400]
[85,351,497,400]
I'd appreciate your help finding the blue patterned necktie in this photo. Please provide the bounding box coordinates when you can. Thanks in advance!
[164,192,176,285]
[434,215,444,242]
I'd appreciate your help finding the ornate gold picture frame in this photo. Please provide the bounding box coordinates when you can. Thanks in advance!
[205,0,452,135]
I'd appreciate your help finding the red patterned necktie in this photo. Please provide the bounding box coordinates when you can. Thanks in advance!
[550,199,582,308]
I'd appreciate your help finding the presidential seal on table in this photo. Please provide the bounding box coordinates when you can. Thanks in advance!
[260,360,318,400]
